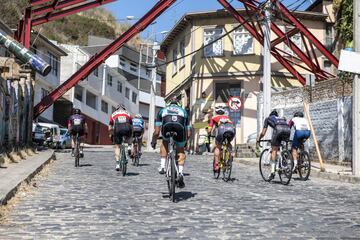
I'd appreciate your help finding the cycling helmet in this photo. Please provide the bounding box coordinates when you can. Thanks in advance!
[215,106,226,115]
[116,104,126,111]
[73,108,81,114]
[135,114,143,119]
[294,111,304,118]
[166,96,182,107]
[269,110,278,117]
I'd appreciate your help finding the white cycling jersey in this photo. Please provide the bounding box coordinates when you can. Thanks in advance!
[291,117,310,131]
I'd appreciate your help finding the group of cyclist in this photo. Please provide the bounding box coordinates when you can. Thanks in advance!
[67,95,311,185]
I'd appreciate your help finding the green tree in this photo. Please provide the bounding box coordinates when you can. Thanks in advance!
[334,0,353,48]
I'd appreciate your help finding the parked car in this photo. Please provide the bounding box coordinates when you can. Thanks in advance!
[247,132,257,145]
[58,128,71,149]
[32,123,45,146]
[36,123,61,148]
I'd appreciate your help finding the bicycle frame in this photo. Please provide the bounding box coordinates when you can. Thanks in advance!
[166,135,179,180]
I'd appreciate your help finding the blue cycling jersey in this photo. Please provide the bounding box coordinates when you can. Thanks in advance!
[133,118,144,129]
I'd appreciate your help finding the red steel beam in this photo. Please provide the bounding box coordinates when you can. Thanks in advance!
[218,0,306,84]
[34,0,177,117]
[271,27,299,48]
[32,0,88,16]
[30,0,53,7]
[272,0,339,67]
[32,0,115,26]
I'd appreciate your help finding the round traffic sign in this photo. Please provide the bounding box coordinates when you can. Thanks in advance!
[228,96,242,111]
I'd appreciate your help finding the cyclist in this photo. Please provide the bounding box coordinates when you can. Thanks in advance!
[257,110,291,180]
[208,106,235,172]
[151,97,191,188]
[131,113,145,158]
[109,104,132,171]
[68,108,88,157]
[289,111,310,170]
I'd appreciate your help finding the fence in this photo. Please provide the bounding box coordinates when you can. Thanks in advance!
[258,78,353,164]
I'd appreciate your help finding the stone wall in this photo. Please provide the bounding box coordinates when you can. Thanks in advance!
[258,78,353,164]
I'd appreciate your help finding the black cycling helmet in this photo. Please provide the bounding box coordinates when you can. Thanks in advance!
[294,111,304,118]
[215,106,226,115]
[73,108,81,114]
[269,110,278,117]
[166,96,182,107]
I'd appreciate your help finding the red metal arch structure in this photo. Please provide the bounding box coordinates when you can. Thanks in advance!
[16,0,338,118]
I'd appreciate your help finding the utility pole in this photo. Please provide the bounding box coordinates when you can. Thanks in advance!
[353,0,360,176]
[138,44,143,90]
[147,42,160,150]
[263,2,272,120]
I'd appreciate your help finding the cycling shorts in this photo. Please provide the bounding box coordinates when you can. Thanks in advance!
[114,123,132,144]
[215,123,235,145]
[271,125,290,147]
[161,115,186,145]
[292,130,310,149]
[132,126,144,138]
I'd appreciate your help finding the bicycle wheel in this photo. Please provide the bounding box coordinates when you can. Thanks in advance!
[298,151,311,181]
[259,148,272,182]
[213,159,220,179]
[121,145,127,176]
[278,150,293,185]
[75,136,80,167]
[170,154,176,202]
[222,149,232,182]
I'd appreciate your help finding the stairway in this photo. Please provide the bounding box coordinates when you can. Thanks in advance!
[236,144,258,158]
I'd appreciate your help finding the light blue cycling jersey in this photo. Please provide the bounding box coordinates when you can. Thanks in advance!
[133,118,145,129]
[155,105,190,129]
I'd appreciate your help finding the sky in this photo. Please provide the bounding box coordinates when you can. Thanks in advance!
[105,0,314,41]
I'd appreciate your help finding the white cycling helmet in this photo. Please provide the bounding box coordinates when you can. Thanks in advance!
[215,106,226,115]
[135,114,143,119]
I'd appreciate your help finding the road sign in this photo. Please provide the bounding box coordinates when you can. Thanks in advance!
[227,96,242,111]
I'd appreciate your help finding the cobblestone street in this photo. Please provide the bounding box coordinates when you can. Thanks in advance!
[1,148,360,239]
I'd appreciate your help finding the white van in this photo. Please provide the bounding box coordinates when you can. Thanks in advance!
[36,122,61,148]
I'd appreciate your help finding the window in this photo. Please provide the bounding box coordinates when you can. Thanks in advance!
[146,69,151,77]
[233,26,253,55]
[325,24,334,51]
[179,40,185,67]
[75,86,83,101]
[117,81,122,93]
[125,87,130,99]
[215,82,241,103]
[172,48,178,74]
[130,63,137,72]
[101,100,108,113]
[203,27,224,57]
[94,67,99,77]
[324,60,332,72]
[41,88,49,99]
[48,52,59,76]
[86,91,97,109]
[132,92,137,103]
[107,74,113,86]
[284,27,302,55]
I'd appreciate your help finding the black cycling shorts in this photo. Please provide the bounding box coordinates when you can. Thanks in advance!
[114,123,132,144]
[71,125,85,136]
[271,125,290,147]
[215,123,235,144]
[161,115,186,143]
[132,126,143,138]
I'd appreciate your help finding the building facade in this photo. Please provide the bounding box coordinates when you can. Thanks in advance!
[160,4,335,150]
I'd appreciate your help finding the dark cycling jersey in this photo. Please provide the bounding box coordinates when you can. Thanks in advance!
[263,115,288,129]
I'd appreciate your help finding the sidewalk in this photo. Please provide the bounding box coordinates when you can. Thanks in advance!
[234,157,360,184]
[0,149,55,205]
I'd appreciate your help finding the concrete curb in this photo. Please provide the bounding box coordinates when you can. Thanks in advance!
[0,150,55,205]
[234,158,360,184]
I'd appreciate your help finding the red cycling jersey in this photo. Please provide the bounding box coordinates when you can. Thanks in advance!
[209,115,232,128]
[109,110,132,126]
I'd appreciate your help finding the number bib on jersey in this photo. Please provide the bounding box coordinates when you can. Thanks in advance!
[73,118,82,126]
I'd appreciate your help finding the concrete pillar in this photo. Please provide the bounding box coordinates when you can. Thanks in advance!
[338,98,345,162]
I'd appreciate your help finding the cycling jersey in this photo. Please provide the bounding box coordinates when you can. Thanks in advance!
[209,115,232,129]
[264,116,290,147]
[68,114,86,136]
[109,110,132,126]
[132,118,145,129]
[156,104,190,147]
[289,117,310,131]
[263,115,288,129]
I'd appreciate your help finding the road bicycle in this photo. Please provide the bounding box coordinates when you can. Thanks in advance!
[293,140,311,181]
[258,140,293,185]
[73,133,84,167]
[132,135,141,167]
[213,137,233,182]
[118,136,128,176]
[165,132,179,202]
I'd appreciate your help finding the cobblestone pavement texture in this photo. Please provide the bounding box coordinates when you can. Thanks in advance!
[0,149,360,239]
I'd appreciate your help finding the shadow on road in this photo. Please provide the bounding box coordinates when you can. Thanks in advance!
[125,172,140,177]
[137,163,150,167]
[79,164,93,167]
[175,191,197,202]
